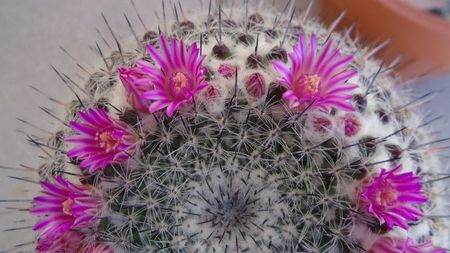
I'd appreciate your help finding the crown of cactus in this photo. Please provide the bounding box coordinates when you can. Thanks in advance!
[3,1,449,253]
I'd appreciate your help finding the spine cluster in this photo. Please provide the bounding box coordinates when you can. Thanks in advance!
[2,1,448,253]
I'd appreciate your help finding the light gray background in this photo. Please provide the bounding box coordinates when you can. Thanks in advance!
[0,0,190,250]
[0,0,449,251]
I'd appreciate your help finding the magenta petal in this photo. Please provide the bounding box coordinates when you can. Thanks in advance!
[314,39,334,71]
[370,237,446,253]
[271,33,358,112]
[272,60,290,77]
[143,90,169,100]
[66,108,138,172]
[146,45,169,71]
[136,36,208,116]
[69,122,96,136]
[31,176,100,241]
[397,194,427,203]
[360,164,427,230]
[166,102,181,117]
[31,206,64,214]
[40,181,68,196]
[148,100,170,113]
[33,196,63,204]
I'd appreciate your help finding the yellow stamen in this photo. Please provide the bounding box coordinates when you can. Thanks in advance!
[62,198,74,216]
[172,72,188,92]
[96,130,119,152]
[376,184,398,206]
[300,74,321,95]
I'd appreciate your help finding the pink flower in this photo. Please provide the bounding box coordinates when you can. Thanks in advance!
[30,176,100,239]
[342,113,361,136]
[272,33,358,112]
[36,230,84,253]
[218,64,237,79]
[138,36,208,116]
[66,108,139,173]
[36,230,114,253]
[245,72,266,98]
[119,66,153,113]
[82,243,115,253]
[369,237,446,253]
[361,165,427,230]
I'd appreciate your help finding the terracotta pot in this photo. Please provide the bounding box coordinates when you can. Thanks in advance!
[318,0,450,79]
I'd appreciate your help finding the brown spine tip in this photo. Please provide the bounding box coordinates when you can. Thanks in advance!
[204,66,214,81]
[223,19,237,28]
[119,109,141,128]
[291,25,305,38]
[246,54,264,69]
[267,46,287,63]
[236,33,255,45]
[142,31,158,45]
[212,44,232,60]
[385,144,402,160]
[266,83,287,105]
[352,94,367,112]
[95,97,111,112]
[179,21,195,35]
[247,13,264,30]
[358,137,378,156]
[376,109,390,124]
[265,29,278,39]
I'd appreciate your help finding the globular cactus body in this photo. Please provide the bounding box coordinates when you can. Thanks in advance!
[4,1,449,253]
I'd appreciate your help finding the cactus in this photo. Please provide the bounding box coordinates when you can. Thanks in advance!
[3,1,449,252]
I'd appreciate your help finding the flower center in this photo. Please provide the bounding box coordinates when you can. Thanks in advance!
[375,183,398,206]
[172,72,188,92]
[62,198,74,216]
[299,74,321,95]
[96,130,119,152]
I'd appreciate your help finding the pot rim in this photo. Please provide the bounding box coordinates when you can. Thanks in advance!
[379,0,450,34]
